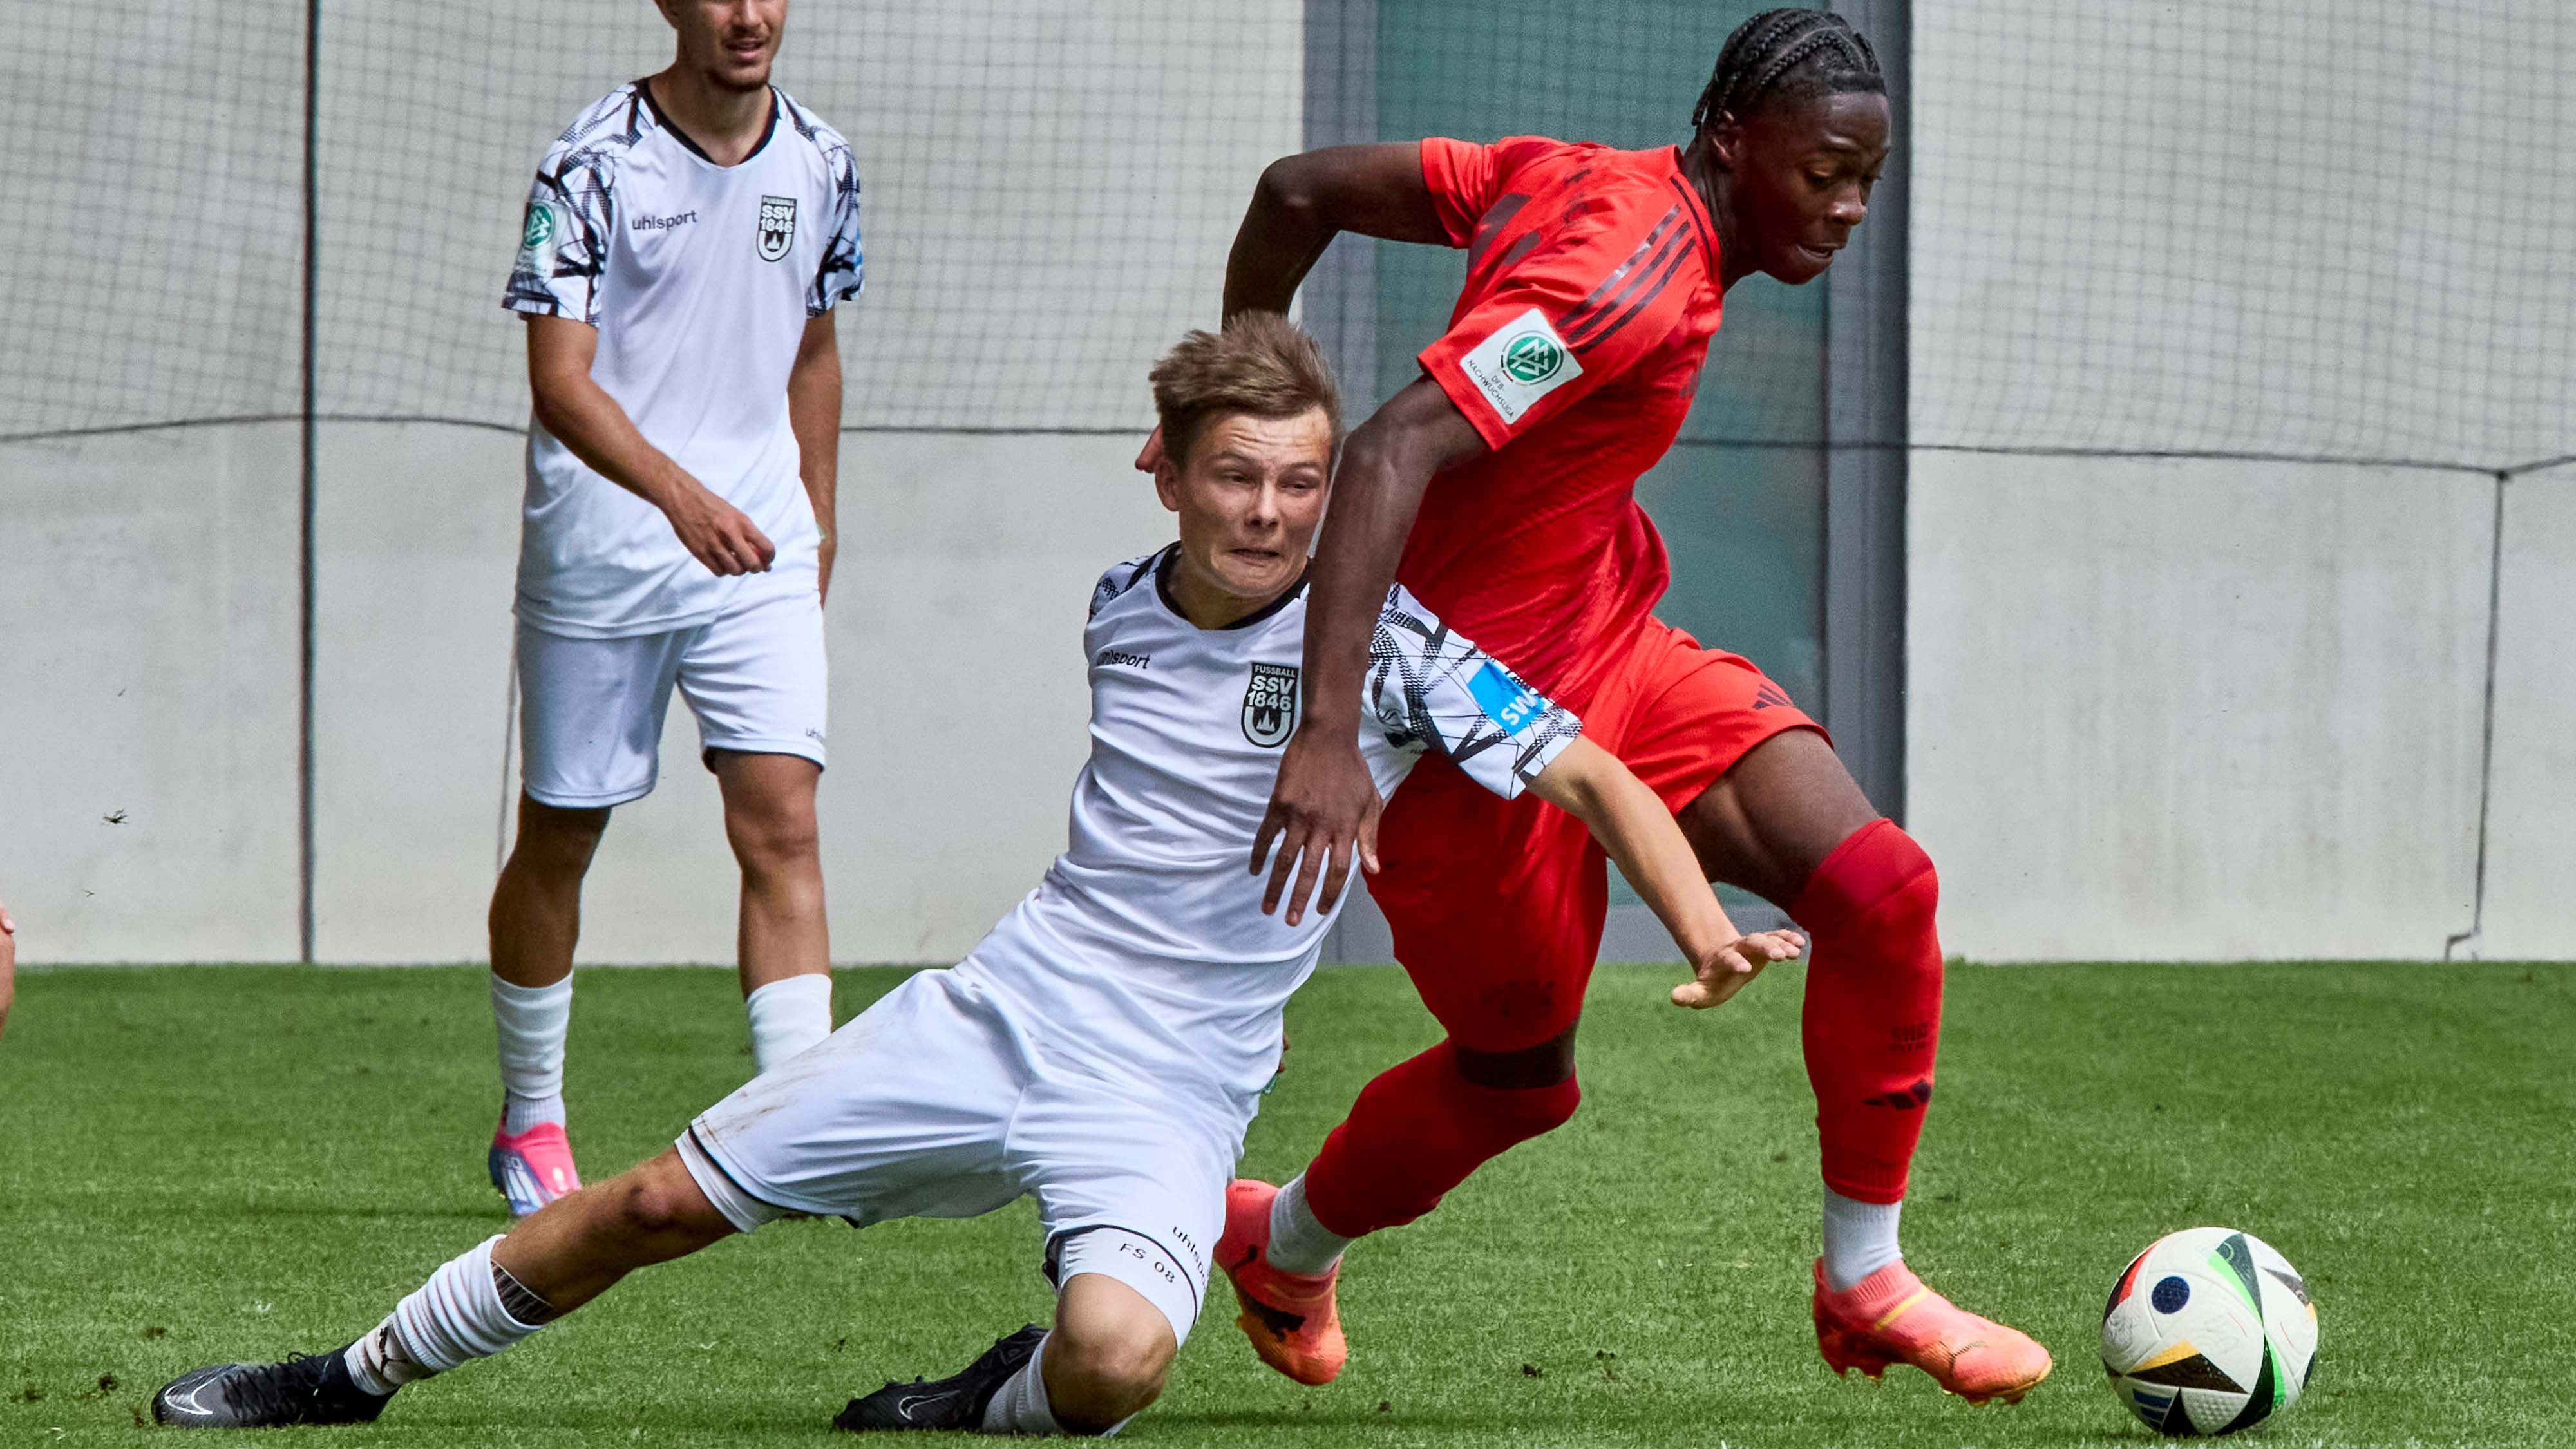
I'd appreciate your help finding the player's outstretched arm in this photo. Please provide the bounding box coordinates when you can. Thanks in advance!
[1222,143,1448,320]
[1524,738,1804,1010]
[1254,378,1487,925]
[524,314,776,578]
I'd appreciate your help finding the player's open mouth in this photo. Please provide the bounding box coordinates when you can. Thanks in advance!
[1795,242,1841,265]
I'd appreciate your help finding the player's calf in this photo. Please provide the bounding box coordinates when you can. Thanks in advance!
[1792,817,1944,1207]
[1302,1039,1582,1238]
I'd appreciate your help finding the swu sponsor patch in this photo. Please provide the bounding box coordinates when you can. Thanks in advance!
[1466,659,1546,736]
[1458,307,1582,424]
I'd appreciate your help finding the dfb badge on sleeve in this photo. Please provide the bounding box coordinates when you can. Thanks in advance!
[1242,663,1298,748]
[756,195,797,262]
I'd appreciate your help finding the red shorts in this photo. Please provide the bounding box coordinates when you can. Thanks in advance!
[1368,618,1823,1053]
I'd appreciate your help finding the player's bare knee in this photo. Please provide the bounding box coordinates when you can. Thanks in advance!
[606,1153,728,1248]
[722,798,820,877]
[509,800,609,878]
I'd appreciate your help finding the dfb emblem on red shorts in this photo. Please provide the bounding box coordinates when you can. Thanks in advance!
[1242,662,1298,748]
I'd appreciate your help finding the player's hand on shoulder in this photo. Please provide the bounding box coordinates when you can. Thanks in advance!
[1253,728,1383,927]
[663,482,777,577]
[1670,928,1804,1010]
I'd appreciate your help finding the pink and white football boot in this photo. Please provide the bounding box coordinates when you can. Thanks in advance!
[488,1115,582,1217]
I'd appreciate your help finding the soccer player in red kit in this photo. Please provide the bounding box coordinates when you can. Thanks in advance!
[1187,9,2051,1406]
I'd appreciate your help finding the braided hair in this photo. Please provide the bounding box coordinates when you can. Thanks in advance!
[1690,8,1883,135]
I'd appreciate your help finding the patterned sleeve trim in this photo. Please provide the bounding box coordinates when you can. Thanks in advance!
[1368,587,1582,788]
[501,87,639,323]
[786,98,864,316]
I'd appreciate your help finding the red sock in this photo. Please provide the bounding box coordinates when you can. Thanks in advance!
[1792,818,1945,1205]
[1299,1041,1582,1238]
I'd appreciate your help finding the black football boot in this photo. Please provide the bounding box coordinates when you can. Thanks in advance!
[833,1323,1048,1432]
[152,1345,394,1428]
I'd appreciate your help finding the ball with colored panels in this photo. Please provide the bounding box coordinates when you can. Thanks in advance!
[2099,1227,2317,1436]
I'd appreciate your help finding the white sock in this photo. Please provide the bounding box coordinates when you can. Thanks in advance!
[341,1321,429,1397]
[1821,1187,1904,1293]
[350,1236,546,1392]
[490,974,571,1132]
[745,972,833,1074]
[978,1334,1063,1435]
[1265,1173,1353,1277]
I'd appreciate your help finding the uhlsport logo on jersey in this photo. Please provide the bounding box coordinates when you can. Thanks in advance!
[1242,663,1299,748]
[756,195,797,262]
[1465,659,1546,737]
[1459,307,1582,424]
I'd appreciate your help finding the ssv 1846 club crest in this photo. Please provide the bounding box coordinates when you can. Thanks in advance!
[756,194,797,262]
[1242,663,1298,748]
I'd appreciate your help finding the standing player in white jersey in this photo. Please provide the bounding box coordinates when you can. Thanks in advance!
[152,316,1801,1436]
[483,0,865,1217]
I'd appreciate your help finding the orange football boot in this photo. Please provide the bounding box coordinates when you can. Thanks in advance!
[1811,1259,2052,1405]
[1214,1179,1346,1385]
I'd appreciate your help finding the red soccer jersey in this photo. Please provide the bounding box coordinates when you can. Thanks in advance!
[1403,135,1723,710]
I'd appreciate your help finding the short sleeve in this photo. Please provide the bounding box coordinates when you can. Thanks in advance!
[1367,585,1580,799]
[1419,137,1502,246]
[502,144,616,324]
[1416,180,1700,450]
[806,131,864,316]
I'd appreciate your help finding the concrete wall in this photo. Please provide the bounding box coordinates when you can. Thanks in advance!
[1906,2,2574,961]
[2477,471,2576,961]
[1907,456,2493,960]
[0,427,305,961]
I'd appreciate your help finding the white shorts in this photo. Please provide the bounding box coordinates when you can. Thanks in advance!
[517,579,827,808]
[676,967,1235,1345]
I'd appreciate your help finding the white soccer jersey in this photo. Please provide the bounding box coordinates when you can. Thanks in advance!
[954,546,1582,1121]
[503,80,864,638]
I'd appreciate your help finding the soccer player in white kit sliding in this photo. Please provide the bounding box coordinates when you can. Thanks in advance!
[485,0,864,1217]
[151,316,1802,1435]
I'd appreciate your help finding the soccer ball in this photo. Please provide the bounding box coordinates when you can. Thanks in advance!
[2099,1227,2317,1436]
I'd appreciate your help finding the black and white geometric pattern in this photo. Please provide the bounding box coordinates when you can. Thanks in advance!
[1369,585,1582,788]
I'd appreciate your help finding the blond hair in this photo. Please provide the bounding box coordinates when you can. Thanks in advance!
[1148,312,1342,468]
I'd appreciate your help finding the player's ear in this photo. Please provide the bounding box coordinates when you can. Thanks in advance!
[1151,454,1184,515]
[1708,111,1747,173]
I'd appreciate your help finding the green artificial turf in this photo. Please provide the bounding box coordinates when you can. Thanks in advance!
[2,960,2569,1447]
